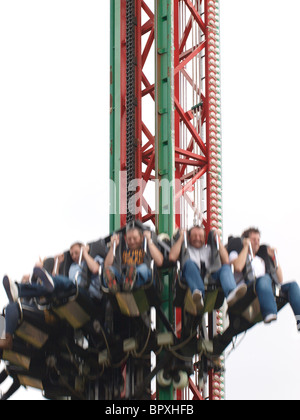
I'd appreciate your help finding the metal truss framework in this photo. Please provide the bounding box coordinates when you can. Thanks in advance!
[110,0,224,401]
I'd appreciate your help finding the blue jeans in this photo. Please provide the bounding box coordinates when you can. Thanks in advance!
[255,274,278,319]
[281,281,300,318]
[18,276,76,299]
[5,302,20,335]
[105,264,152,288]
[182,260,236,298]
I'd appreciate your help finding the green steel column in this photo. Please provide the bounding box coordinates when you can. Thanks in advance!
[110,0,121,232]
[155,0,175,401]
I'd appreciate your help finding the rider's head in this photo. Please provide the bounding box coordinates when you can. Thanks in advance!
[188,226,206,249]
[126,228,143,251]
[70,242,83,264]
[242,227,261,255]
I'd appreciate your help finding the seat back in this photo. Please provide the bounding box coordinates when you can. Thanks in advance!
[256,245,280,285]
[59,251,74,277]
[206,230,222,274]
[80,238,108,288]
[226,236,255,283]
[41,252,74,280]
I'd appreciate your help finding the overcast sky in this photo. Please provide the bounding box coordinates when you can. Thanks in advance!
[0,0,299,400]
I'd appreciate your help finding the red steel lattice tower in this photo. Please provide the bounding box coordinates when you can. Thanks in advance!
[110,0,224,400]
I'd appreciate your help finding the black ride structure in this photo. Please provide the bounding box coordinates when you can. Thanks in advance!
[0,223,288,400]
[0,0,290,401]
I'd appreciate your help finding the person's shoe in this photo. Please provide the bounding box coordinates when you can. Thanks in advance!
[33,267,55,293]
[192,289,204,312]
[227,283,247,308]
[3,276,19,303]
[123,265,137,292]
[104,268,120,294]
[264,314,277,324]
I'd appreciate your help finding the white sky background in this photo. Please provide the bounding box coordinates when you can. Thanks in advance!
[220,0,300,400]
[0,0,299,400]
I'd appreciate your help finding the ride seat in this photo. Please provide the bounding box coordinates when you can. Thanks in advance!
[173,230,225,316]
[102,221,163,317]
[211,238,290,356]
[40,240,108,329]
[226,238,288,324]
[2,302,57,352]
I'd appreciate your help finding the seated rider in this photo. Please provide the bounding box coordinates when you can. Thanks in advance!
[103,226,164,293]
[3,243,102,304]
[53,242,104,301]
[229,227,300,331]
[169,225,247,311]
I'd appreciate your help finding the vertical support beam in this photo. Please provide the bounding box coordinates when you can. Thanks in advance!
[110,0,128,231]
[110,0,122,232]
[173,0,182,401]
[155,0,175,236]
[173,0,181,229]
[205,0,223,234]
[204,0,225,401]
[126,0,136,224]
[155,0,175,401]
[135,0,143,222]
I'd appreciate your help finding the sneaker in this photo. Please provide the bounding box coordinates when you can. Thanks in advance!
[33,267,55,293]
[192,290,204,312]
[264,314,277,324]
[104,268,120,294]
[123,265,137,292]
[227,283,247,308]
[3,276,19,303]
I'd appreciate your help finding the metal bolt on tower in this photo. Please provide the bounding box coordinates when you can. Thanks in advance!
[110,0,224,400]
